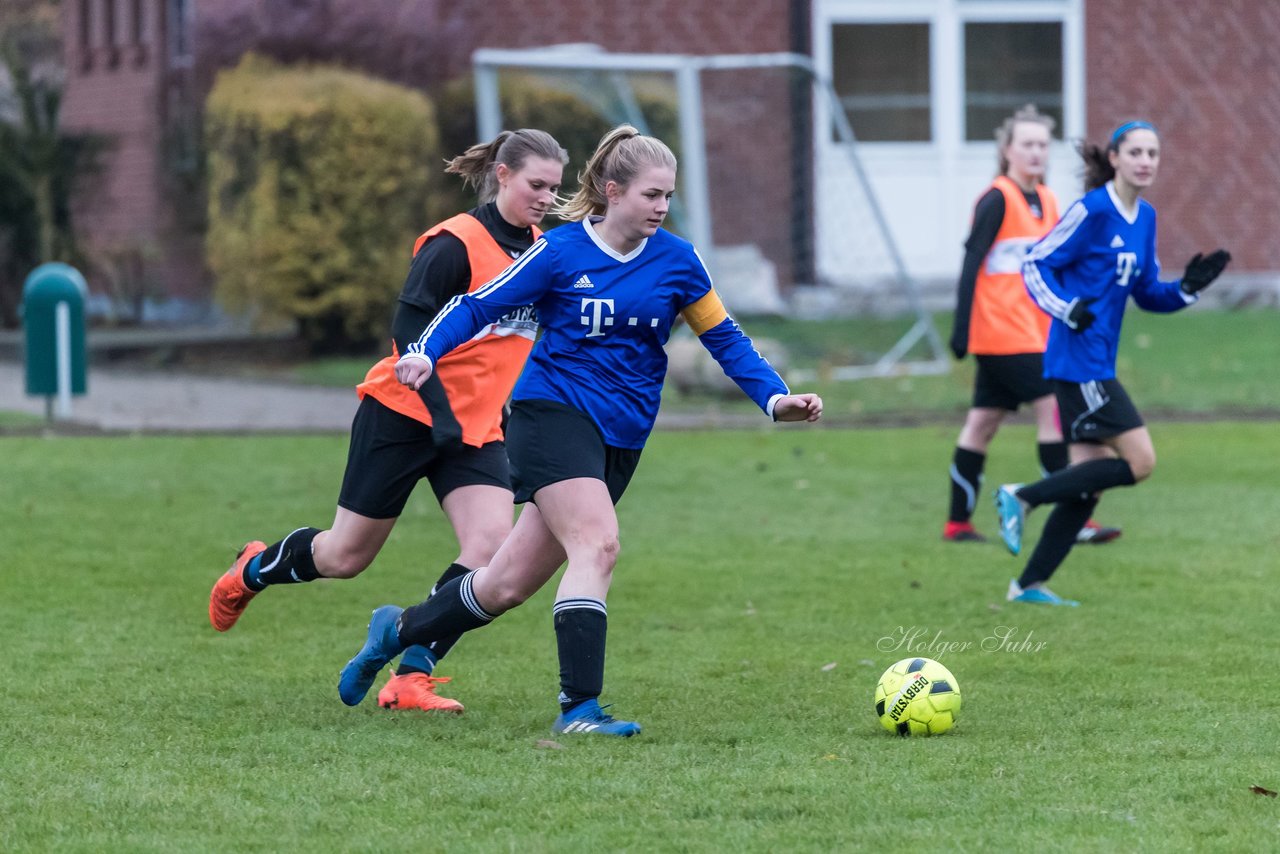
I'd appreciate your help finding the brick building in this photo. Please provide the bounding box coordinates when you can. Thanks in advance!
[62,0,202,306]
[1085,0,1280,284]
[61,0,1279,311]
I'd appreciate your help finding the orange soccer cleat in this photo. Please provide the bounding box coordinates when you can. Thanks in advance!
[942,520,988,543]
[1076,519,1122,544]
[377,672,465,714]
[208,541,267,632]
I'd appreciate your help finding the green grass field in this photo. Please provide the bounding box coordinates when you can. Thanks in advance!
[2,422,1277,851]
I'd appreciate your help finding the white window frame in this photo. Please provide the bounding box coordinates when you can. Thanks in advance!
[813,0,1085,149]
[811,0,1085,281]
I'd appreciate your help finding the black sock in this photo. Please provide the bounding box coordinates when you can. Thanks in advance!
[397,562,473,676]
[554,599,608,712]
[396,572,495,649]
[948,447,985,523]
[1037,441,1069,477]
[243,527,321,590]
[1017,458,1136,507]
[1018,497,1097,589]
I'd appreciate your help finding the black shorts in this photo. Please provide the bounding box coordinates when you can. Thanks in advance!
[1053,378,1145,443]
[337,397,511,519]
[505,398,642,506]
[972,353,1054,411]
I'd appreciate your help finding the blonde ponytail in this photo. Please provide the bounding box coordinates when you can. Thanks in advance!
[555,124,677,220]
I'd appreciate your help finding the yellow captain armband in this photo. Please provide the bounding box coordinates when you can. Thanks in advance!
[680,289,729,335]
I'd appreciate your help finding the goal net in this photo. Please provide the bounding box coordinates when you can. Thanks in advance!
[472,46,947,381]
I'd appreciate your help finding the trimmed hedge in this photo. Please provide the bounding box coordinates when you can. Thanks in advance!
[205,55,440,351]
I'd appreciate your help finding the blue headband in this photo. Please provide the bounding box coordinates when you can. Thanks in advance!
[1110,120,1157,147]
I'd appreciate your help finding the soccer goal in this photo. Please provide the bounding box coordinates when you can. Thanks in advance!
[472,45,948,381]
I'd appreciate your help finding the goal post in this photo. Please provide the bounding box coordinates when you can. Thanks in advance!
[472,45,949,381]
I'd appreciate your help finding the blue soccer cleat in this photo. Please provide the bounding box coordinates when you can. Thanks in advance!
[552,699,642,738]
[1006,579,1079,607]
[994,484,1029,555]
[338,605,405,706]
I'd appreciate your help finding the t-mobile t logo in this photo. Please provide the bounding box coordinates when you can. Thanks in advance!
[580,298,615,337]
[1115,252,1138,287]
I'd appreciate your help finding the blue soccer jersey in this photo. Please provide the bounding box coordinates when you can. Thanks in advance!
[1022,181,1195,382]
[405,219,789,448]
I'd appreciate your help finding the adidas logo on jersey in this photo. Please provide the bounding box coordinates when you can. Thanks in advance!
[573,275,594,289]
[1110,235,1125,248]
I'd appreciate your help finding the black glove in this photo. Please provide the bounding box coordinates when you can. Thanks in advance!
[1180,249,1231,295]
[1064,298,1095,332]
[949,325,968,360]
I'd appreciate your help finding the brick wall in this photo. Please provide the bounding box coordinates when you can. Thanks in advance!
[193,0,808,282]
[62,0,212,302]
[1086,0,1280,271]
[66,0,1274,305]
[195,0,800,88]
[64,0,806,303]
[427,0,798,75]
[62,1,162,242]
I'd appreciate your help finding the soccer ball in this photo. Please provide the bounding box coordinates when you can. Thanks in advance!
[874,657,962,736]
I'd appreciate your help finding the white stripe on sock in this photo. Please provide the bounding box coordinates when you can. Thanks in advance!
[459,574,496,622]
[553,597,608,617]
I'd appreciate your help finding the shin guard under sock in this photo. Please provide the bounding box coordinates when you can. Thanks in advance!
[1018,497,1098,589]
[397,562,473,675]
[948,447,986,523]
[244,527,322,590]
[1037,441,1069,477]
[396,572,495,649]
[1017,458,1136,507]
[554,598,608,711]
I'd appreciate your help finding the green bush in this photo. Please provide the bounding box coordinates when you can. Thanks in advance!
[205,55,441,352]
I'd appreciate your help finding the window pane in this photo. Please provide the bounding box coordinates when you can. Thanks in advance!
[832,23,931,142]
[964,22,1063,141]
[169,0,191,60]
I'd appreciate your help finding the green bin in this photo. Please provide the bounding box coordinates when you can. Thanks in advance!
[23,263,88,397]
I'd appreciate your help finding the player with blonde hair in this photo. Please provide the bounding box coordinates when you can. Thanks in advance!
[337,125,823,736]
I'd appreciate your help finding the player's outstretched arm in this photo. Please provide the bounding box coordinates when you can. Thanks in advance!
[774,393,823,423]
[396,238,556,388]
[681,289,790,414]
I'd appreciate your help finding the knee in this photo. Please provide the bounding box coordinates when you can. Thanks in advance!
[1128,451,1156,483]
[482,577,535,613]
[590,533,621,575]
[959,412,1000,449]
[564,531,620,580]
[458,522,512,568]
[315,545,375,579]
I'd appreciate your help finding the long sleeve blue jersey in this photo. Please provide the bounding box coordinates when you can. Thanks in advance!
[1022,181,1195,382]
[405,219,788,448]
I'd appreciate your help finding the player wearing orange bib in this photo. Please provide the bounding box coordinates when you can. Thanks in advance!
[336,125,823,737]
[208,129,568,713]
[944,106,1119,545]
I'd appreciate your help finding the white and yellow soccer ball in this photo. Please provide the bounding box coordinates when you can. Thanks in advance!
[874,657,962,736]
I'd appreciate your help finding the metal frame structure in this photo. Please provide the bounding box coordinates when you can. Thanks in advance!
[472,46,947,379]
